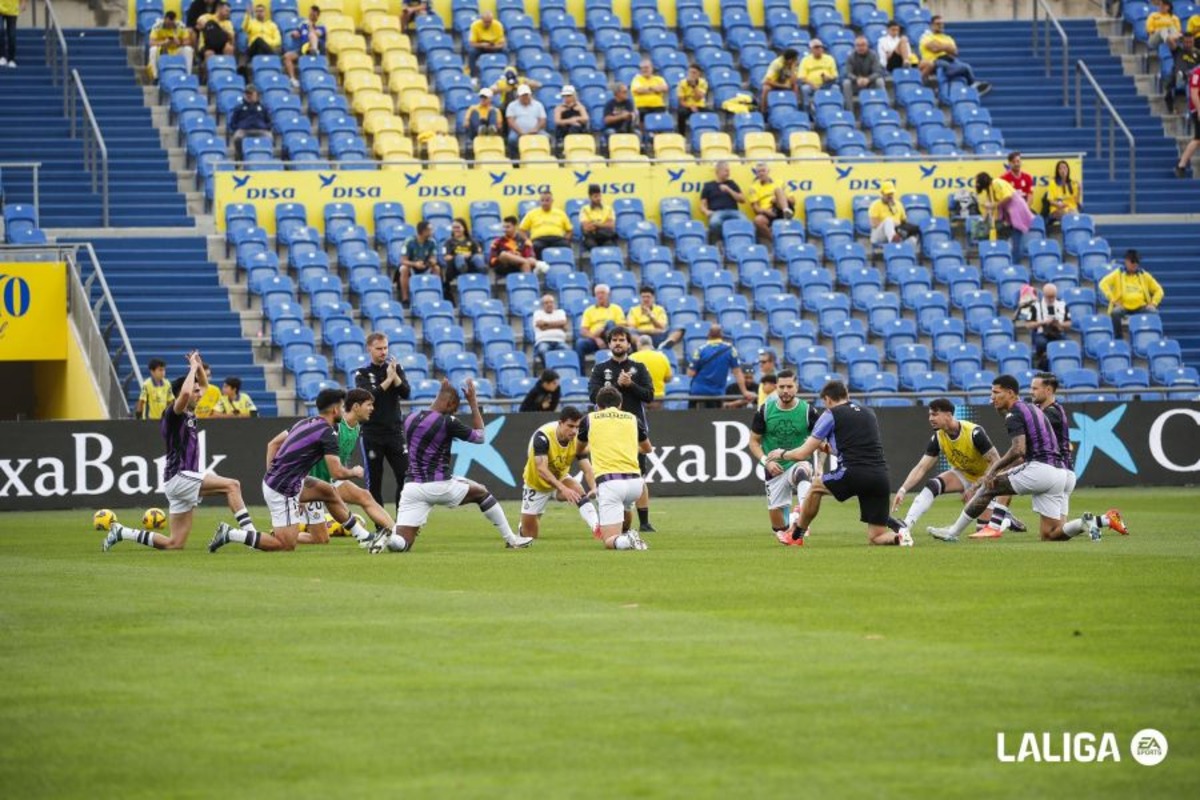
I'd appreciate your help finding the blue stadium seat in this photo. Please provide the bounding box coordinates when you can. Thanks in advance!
[1047,340,1083,373]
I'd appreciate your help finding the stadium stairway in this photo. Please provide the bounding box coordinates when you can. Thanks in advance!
[1092,222,1200,365]
[61,235,277,416]
[957,18,1200,215]
[0,28,192,227]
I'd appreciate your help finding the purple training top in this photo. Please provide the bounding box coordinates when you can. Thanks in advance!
[264,417,339,496]
[161,405,199,481]
[1042,400,1074,471]
[1008,400,1067,469]
[404,409,482,483]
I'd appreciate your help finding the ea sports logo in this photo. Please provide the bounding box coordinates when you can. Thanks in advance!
[1130,729,1168,766]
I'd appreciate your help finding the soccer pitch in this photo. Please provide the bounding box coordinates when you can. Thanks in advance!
[1,489,1196,798]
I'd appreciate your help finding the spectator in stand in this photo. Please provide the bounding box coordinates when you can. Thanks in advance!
[1046,160,1082,221]
[0,0,18,67]
[877,19,917,72]
[630,335,672,409]
[746,161,792,242]
[490,65,542,108]
[976,171,1034,248]
[869,181,921,246]
[519,369,561,413]
[603,82,639,144]
[919,15,991,95]
[626,287,675,348]
[465,88,502,152]
[1000,151,1033,204]
[441,218,486,298]
[1014,283,1072,371]
[575,284,626,362]
[842,35,885,100]
[467,10,505,74]
[687,325,756,409]
[194,362,222,418]
[1165,32,1198,113]
[148,11,195,79]
[186,0,215,32]
[136,358,174,420]
[229,85,272,159]
[761,48,802,111]
[1175,63,1200,176]
[489,216,541,276]
[519,190,573,256]
[631,59,669,145]
[401,0,428,30]
[676,64,709,135]
[579,183,618,251]
[799,39,838,106]
[700,160,746,236]
[284,6,326,87]
[1190,12,1200,36]
[553,85,590,155]
[212,376,257,417]
[242,4,281,61]
[1146,1,1183,50]
[532,294,570,365]
[197,1,235,70]
[396,220,440,306]
[1100,250,1165,339]
[505,84,548,158]
[755,350,780,406]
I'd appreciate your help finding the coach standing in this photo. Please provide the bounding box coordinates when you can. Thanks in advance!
[355,332,411,508]
[587,326,657,532]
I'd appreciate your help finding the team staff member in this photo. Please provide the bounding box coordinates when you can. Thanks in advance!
[587,326,657,532]
[578,387,653,551]
[518,406,599,539]
[354,332,410,508]
[748,370,822,544]
[770,380,913,546]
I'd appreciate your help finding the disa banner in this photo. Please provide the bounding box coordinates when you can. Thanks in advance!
[0,262,67,362]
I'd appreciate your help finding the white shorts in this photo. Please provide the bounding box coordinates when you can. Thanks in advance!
[1062,470,1077,517]
[263,480,302,528]
[520,485,554,516]
[396,478,472,528]
[946,468,980,496]
[164,470,204,515]
[1006,461,1070,520]
[597,477,643,527]
[765,462,813,509]
[304,501,327,526]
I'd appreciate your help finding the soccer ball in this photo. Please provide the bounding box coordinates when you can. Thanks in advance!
[142,508,167,530]
[93,509,117,531]
[324,514,344,536]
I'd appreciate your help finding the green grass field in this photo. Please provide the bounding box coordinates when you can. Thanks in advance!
[1,488,1197,798]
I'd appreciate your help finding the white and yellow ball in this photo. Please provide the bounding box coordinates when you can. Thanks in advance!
[93,509,117,531]
[324,514,344,536]
[142,508,167,530]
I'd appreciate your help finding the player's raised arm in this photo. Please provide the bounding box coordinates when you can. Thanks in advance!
[463,378,484,431]
[172,351,202,414]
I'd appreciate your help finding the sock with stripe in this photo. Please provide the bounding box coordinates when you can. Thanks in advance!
[986,503,1009,530]
[480,494,517,541]
[1098,514,1111,528]
[119,525,160,548]
[1062,518,1087,539]
[233,508,257,533]
[227,529,263,549]
[904,488,937,530]
[576,497,599,530]
[342,514,364,540]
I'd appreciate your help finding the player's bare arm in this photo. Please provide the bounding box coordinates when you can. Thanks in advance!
[265,429,288,468]
[749,431,784,477]
[770,434,822,465]
[464,379,484,430]
[984,435,1026,488]
[325,454,364,482]
[535,455,582,504]
[577,456,597,495]
[172,353,202,415]
[893,454,938,511]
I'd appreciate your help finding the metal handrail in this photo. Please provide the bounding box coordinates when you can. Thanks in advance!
[42,0,68,91]
[77,242,143,407]
[68,69,110,227]
[1074,60,1137,212]
[0,161,43,211]
[1032,0,1070,106]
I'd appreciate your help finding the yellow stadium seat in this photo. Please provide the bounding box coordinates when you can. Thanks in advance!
[344,71,383,95]
[336,50,373,76]
[410,110,449,136]
[365,112,405,138]
[381,51,418,77]
[372,29,412,57]
[352,89,393,117]
[430,159,469,170]
[471,135,506,164]
[563,134,596,159]
[653,133,688,159]
[743,131,780,160]
[607,133,642,160]
[519,134,554,162]
[322,13,354,36]
[427,136,461,160]
[363,13,401,36]
[373,130,408,157]
[788,131,824,157]
[315,0,346,16]
[380,144,419,169]
[328,32,367,57]
[358,0,389,17]
[402,92,442,118]
[700,132,733,159]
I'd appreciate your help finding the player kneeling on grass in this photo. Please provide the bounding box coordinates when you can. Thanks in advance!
[104,351,258,551]
[578,386,653,551]
[298,388,400,546]
[890,397,1025,540]
[519,405,600,539]
[209,388,369,552]
[747,369,824,545]
[370,378,534,553]
[769,380,913,547]
[927,375,1127,543]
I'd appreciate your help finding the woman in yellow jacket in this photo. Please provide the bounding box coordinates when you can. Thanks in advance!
[1099,249,1165,339]
[1046,159,1082,221]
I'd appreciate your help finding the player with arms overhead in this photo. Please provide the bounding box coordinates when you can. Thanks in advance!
[209,388,370,552]
[300,389,401,546]
[928,375,1126,542]
[371,379,534,553]
[747,369,822,545]
[518,406,599,539]
[769,380,912,546]
[578,386,653,551]
[892,397,1023,541]
[104,351,258,551]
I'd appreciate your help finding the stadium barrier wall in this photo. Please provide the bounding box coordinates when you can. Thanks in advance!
[214,157,1082,236]
[1,401,1195,511]
[0,262,67,363]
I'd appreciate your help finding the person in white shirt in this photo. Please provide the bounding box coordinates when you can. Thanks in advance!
[877,20,915,71]
[1014,283,1072,370]
[532,293,569,366]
